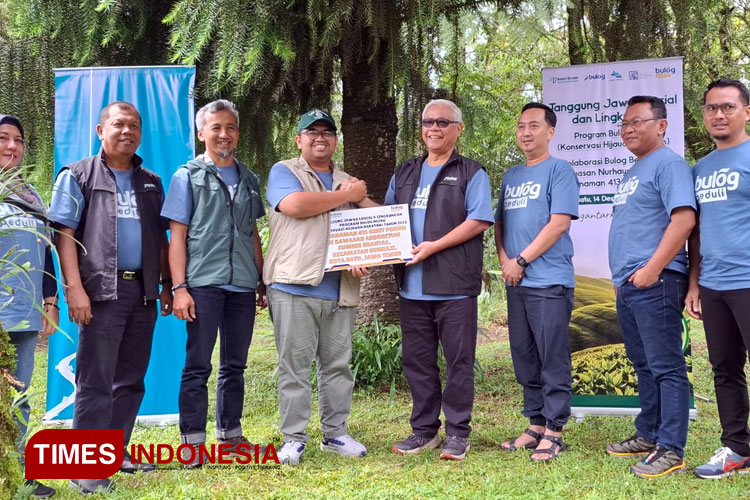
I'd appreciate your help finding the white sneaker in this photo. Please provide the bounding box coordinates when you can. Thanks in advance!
[320,434,367,457]
[277,441,306,465]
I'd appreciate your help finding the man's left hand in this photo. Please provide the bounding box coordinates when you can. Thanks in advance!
[159,286,173,316]
[257,282,268,309]
[628,265,660,288]
[501,258,524,287]
[406,241,439,266]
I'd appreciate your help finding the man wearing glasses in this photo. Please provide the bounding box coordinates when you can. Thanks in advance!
[265,109,375,465]
[606,95,696,478]
[385,99,493,461]
[687,79,750,479]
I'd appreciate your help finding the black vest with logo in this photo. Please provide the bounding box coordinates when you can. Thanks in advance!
[392,150,486,296]
[62,152,165,301]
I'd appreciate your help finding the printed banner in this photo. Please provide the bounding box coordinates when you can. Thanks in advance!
[324,205,413,271]
[46,66,195,423]
[542,58,695,416]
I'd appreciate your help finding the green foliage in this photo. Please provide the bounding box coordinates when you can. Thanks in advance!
[351,315,404,392]
[0,328,21,498]
[572,343,637,396]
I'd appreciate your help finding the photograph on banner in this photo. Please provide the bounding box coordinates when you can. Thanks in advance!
[542,57,694,413]
[324,204,412,271]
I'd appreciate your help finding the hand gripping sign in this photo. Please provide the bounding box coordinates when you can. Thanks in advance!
[324,204,413,271]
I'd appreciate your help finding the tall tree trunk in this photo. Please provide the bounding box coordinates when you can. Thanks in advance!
[341,39,400,325]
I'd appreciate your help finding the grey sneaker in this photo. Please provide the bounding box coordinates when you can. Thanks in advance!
[69,478,113,494]
[694,446,750,479]
[392,433,442,455]
[606,434,656,457]
[320,434,367,457]
[278,441,306,465]
[439,435,470,461]
[630,445,686,478]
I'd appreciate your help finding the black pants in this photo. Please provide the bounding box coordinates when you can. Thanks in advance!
[506,285,574,431]
[72,278,157,446]
[400,297,477,439]
[701,286,750,456]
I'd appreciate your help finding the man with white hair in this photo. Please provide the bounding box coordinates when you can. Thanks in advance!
[385,99,493,461]
[162,99,266,466]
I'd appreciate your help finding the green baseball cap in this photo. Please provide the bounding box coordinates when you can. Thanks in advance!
[297,109,337,133]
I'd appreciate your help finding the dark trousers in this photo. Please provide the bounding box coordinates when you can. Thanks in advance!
[616,271,690,457]
[701,285,750,456]
[178,287,255,442]
[400,296,477,439]
[72,278,157,446]
[506,285,574,431]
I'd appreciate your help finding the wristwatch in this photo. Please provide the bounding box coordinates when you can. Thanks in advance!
[516,255,529,268]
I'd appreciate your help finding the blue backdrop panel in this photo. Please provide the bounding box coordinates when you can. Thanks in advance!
[45,66,195,422]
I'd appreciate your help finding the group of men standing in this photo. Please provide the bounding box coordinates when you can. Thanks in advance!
[494,78,750,481]
[18,75,750,496]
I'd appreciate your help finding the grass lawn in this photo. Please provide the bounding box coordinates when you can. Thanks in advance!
[22,298,750,500]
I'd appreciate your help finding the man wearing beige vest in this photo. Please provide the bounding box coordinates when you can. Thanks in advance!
[265,109,376,465]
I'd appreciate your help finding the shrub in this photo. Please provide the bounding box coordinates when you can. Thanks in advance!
[351,316,405,392]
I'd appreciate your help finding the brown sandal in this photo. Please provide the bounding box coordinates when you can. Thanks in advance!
[500,428,543,451]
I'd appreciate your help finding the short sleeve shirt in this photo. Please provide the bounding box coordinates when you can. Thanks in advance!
[693,139,750,290]
[161,158,260,292]
[495,157,579,288]
[384,161,494,300]
[50,168,146,270]
[266,162,341,301]
[608,146,696,286]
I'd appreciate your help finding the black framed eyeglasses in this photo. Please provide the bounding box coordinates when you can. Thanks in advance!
[301,129,337,139]
[421,119,460,128]
[702,103,740,116]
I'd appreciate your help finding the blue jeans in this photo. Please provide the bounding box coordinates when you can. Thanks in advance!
[178,287,256,443]
[616,270,690,457]
[10,330,38,463]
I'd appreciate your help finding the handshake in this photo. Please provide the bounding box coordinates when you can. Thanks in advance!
[338,178,368,203]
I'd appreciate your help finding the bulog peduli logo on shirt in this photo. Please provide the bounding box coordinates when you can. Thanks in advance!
[612,176,639,206]
[503,181,541,210]
[695,168,740,204]
[117,190,140,220]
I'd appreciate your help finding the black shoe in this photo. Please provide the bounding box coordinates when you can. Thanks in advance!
[120,450,157,474]
[69,478,113,494]
[25,480,56,498]
[180,443,204,469]
[217,435,266,457]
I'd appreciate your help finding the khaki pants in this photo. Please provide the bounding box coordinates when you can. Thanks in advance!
[268,287,357,443]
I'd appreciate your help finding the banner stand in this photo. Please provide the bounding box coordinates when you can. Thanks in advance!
[542,57,696,420]
[46,66,195,425]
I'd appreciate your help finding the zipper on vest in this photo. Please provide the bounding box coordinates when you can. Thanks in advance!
[216,173,236,284]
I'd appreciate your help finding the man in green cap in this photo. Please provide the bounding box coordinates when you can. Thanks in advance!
[264,109,376,465]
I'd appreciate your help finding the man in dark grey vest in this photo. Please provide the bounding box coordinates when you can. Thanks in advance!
[50,101,173,493]
[385,99,494,461]
[162,99,266,466]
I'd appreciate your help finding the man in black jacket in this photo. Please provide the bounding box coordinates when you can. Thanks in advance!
[385,99,493,461]
[50,102,172,493]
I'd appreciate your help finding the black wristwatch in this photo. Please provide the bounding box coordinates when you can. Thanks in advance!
[516,255,529,268]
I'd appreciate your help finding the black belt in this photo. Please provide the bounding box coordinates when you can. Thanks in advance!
[118,270,143,280]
